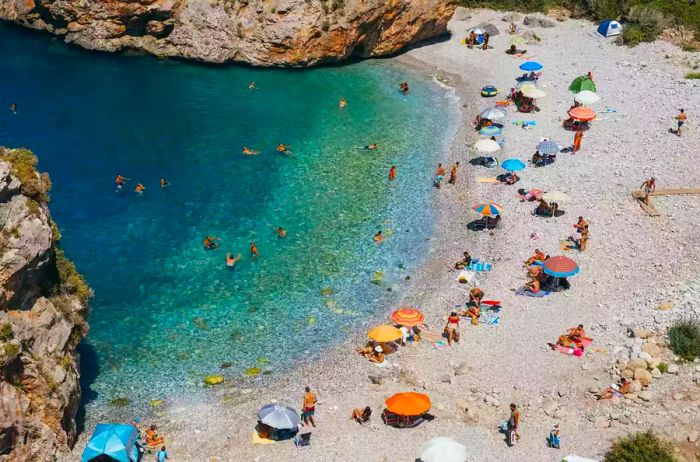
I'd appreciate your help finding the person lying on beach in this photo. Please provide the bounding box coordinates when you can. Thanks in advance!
[517,188,542,202]
[469,287,484,307]
[454,251,472,269]
[242,146,259,155]
[203,236,219,250]
[598,378,630,400]
[505,172,520,185]
[368,345,385,363]
[525,249,546,266]
[144,425,165,447]
[226,253,241,268]
[351,406,372,423]
[462,304,481,325]
[524,278,540,294]
[505,44,527,55]
[373,230,383,244]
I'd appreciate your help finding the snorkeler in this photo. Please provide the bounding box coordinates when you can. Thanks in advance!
[276,227,287,238]
[135,183,145,195]
[10,103,17,114]
[250,242,259,259]
[373,230,383,244]
[203,236,219,250]
[338,98,347,108]
[226,253,242,268]
[242,146,259,155]
[160,178,169,189]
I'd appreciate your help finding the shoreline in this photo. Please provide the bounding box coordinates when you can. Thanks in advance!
[65,10,700,462]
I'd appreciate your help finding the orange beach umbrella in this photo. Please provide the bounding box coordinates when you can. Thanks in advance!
[386,392,431,416]
[391,308,425,327]
[368,325,402,342]
[568,107,596,122]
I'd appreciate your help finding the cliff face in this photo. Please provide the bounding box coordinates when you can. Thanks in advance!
[0,0,458,66]
[0,148,89,462]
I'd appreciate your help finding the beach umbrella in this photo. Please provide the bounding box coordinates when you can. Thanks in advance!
[473,139,500,153]
[562,456,599,462]
[501,158,526,172]
[420,437,468,462]
[256,404,300,430]
[386,392,431,416]
[569,76,596,93]
[391,308,425,327]
[368,325,402,342]
[468,27,485,35]
[479,107,507,120]
[542,256,580,278]
[574,90,600,105]
[516,81,537,90]
[479,125,502,137]
[508,36,527,46]
[568,107,596,122]
[542,191,571,203]
[536,140,559,155]
[522,87,546,99]
[472,203,503,217]
[519,61,543,71]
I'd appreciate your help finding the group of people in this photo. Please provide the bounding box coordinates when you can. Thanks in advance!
[466,30,490,50]
[115,174,167,194]
[202,230,283,268]
[129,419,169,461]
[434,162,460,188]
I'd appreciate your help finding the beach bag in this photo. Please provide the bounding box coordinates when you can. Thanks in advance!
[471,317,479,325]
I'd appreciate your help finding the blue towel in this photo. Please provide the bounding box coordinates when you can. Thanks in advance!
[467,260,492,272]
[513,120,537,126]
[481,313,500,325]
[516,288,551,297]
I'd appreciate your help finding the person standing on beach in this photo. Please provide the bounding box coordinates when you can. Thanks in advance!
[573,130,583,153]
[468,31,476,49]
[640,177,656,205]
[507,403,520,446]
[444,312,460,345]
[448,162,460,185]
[435,163,446,189]
[676,109,687,136]
[482,32,490,50]
[302,386,317,427]
[388,165,396,181]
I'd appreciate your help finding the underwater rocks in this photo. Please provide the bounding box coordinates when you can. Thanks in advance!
[0,148,89,461]
[0,0,458,67]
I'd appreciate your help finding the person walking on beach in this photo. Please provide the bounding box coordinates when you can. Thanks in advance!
[482,32,490,50]
[302,386,317,427]
[250,242,259,259]
[435,163,446,189]
[579,225,589,251]
[448,162,460,185]
[507,403,520,446]
[676,109,687,136]
[573,130,583,153]
[388,165,396,181]
[444,312,460,346]
[468,31,476,49]
[640,177,656,205]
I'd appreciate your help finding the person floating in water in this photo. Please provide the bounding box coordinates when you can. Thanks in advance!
[364,144,379,151]
[276,227,287,238]
[248,81,256,90]
[338,98,347,108]
[115,174,130,191]
[399,82,409,95]
[226,253,241,268]
[160,178,169,189]
[250,242,259,259]
[242,146,259,155]
[388,165,396,181]
[135,183,145,195]
[10,103,17,114]
[203,236,219,250]
[276,144,292,156]
[373,230,383,244]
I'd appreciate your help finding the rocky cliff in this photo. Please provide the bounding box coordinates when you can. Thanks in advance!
[0,0,458,66]
[0,148,89,461]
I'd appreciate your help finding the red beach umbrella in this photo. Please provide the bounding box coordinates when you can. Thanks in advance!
[568,107,596,122]
[391,308,425,327]
[542,256,580,277]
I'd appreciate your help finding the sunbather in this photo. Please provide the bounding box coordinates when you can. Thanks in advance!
[351,406,372,424]
[598,378,630,400]
[535,199,557,216]
[469,287,484,306]
[525,249,546,266]
[144,425,165,447]
[524,278,540,294]
[505,172,520,185]
[463,304,481,325]
[454,251,472,269]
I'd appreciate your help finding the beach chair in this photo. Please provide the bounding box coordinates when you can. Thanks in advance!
[381,410,400,427]
[294,432,311,448]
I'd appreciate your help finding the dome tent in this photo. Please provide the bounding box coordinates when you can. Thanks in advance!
[597,20,622,37]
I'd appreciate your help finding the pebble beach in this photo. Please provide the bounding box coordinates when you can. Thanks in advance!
[65,8,700,462]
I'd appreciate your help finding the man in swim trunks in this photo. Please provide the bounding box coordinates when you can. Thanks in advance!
[435,164,446,189]
[242,146,259,155]
[302,387,317,427]
[676,109,686,136]
[388,166,396,181]
[277,227,287,238]
[448,162,459,185]
[204,236,219,250]
[640,177,656,205]
[226,253,241,268]
[160,178,169,189]
[579,225,589,251]
[567,324,586,347]
[525,249,545,266]
[250,242,259,258]
[135,183,145,195]
[469,287,484,307]
[373,230,383,244]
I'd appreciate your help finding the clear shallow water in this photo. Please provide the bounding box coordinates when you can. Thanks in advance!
[0,24,457,410]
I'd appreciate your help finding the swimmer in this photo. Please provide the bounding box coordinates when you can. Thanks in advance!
[250,242,259,259]
[249,81,256,90]
[399,82,409,95]
[364,144,379,150]
[276,227,287,238]
[115,174,130,191]
[242,146,259,156]
[338,98,347,108]
[135,183,145,195]
[226,253,241,268]
[276,144,292,156]
[203,236,219,250]
[388,165,396,181]
[373,230,383,244]
[160,178,169,189]
[10,103,17,114]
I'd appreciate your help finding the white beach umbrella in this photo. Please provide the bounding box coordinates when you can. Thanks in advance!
[474,139,500,153]
[256,403,300,430]
[562,456,599,462]
[479,107,507,120]
[542,191,571,203]
[420,437,467,462]
[517,82,537,91]
[468,27,485,35]
[574,90,600,105]
[522,87,546,98]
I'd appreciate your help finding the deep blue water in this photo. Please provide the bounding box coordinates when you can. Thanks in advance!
[0,23,457,411]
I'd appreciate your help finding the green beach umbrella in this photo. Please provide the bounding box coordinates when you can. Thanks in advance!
[569,76,596,93]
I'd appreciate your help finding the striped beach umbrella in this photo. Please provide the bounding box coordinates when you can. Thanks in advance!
[472,203,503,217]
[501,158,526,172]
[391,308,425,327]
[542,256,580,278]
[536,140,559,155]
[479,125,503,137]
[568,107,596,122]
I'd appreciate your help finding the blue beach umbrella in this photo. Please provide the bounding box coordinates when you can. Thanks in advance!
[541,256,580,278]
[479,125,503,136]
[81,424,139,462]
[536,140,559,155]
[501,158,526,172]
[519,61,543,71]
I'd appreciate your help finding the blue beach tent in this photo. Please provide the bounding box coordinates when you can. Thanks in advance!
[82,424,141,462]
[597,20,622,37]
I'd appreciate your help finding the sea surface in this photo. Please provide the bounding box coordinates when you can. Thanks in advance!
[0,23,458,413]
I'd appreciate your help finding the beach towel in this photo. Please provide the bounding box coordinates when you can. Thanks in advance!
[432,339,448,350]
[456,270,477,285]
[467,260,492,272]
[516,288,550,297]
[477,177,500,183]
[480,313,500,325]
[252,432,276,445]
[513,120,537,127]
[602,107,617,113]
[481,300,501,307]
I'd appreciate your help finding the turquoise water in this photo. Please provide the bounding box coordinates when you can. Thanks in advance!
[0,24,457,410]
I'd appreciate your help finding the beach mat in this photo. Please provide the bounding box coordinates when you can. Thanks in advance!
[516,288,551,297]
[433,339,448,350]
[252,432,276,445]
[481,313,500,325]
[467,260,492,272]
[477,177,500,183]
[420,329,445,343]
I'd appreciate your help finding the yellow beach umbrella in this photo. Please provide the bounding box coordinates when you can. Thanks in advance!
[368,325,402,342]
[522,87,546,98]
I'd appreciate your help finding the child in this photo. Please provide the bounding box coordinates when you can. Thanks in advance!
[547,424,560,448]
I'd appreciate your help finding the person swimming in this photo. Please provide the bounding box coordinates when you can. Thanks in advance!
[115,174,130,191]
[388,165,396,181]
[226,253,241,268]
[250,242,259,258]
[135,183,145,195]
[276,144,292,155]
[242,146,259,155]
[203,236,219,250]
[338,98,347,108]
[399,82,409,95]
[10,103,17,114]
[364,144,379,150]
[373,230,383,244]
[160,178,169,189]
[248,81,256,90]
[276,227,287,238]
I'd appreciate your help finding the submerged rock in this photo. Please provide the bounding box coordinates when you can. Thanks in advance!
[204,374,225,385]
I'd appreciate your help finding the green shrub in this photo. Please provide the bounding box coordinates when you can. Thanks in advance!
[604,430,677,462]
[0,323,13,342]
[668,318,700,361]
[0,148,50,203]
[622,24,647,45]
[589,0,623,20]
[3,343,20,360]
[55,248,91,304]
[657,361,668,373]
[685,72,700,79]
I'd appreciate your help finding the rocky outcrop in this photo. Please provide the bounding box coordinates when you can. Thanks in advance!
[0,0,458,67]
[0,148,89,461]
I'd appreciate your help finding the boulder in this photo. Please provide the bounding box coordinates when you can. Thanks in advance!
[542,399,557,416]
[667,364,679,374]
[633,327,651,339]
[475,22,500,36]
[594,417,611,429]
[522,30,541,43]
[630,380,643,393]
[203,374,225,385]
[628,358,647,370]
[651,368,662,378]
[452,6,471,22]
[523,15,555,28]
[642,343,663,358]
[501,13,522,22]
[638,390,653,401]
[688,431,699,443]
[454,362,471,376]
[621,369,634,379]
[634,368,653,386]
[638,352,653,363]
